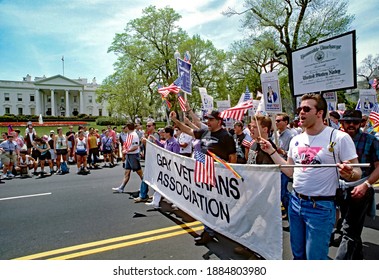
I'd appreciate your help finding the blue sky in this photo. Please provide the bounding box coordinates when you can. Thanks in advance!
[0,0,377,84]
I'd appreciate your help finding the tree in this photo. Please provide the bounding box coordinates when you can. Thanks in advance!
[224,0,354,109]
[358,54,379,90]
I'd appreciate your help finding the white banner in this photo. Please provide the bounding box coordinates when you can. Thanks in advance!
[143,141,283,260]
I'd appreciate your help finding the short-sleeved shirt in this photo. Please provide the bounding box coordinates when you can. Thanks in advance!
[178,132,193,154]
[353,131,379,178]
[193,128,236,162]
[126,131,140,155]
[288,126,357,196]
[247,139,277,165]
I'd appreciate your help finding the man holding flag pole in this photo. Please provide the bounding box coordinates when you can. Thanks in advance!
[259,93,362,260]
[170,109,236,245]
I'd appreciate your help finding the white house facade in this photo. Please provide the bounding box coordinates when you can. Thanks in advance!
[0,74,108,117]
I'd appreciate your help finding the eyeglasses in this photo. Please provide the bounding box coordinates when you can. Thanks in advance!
[146,125,152,127]
[343,120,361,125]
[275,119,283,123]
[296,106,313,114]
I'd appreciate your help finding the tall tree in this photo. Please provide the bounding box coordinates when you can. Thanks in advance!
[224,0,354,109]
[358,54,379,91]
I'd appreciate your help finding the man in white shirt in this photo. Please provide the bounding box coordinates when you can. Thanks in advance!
[175,127,193,157]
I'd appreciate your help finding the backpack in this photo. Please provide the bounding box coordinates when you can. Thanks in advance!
[60,161,70,174]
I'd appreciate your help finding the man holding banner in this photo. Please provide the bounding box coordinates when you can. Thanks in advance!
[260,93,361,260]
[170,109,236,245]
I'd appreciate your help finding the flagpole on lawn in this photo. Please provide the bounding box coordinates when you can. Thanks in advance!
[62,56,65,76]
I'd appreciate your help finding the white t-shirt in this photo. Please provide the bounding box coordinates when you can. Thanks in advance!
[178,132,193,154]
[126,131,140,155]
[288,126,357,196]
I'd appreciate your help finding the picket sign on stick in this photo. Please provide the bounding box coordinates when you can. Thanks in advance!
[253,114,262,139]
[271,114,279,147]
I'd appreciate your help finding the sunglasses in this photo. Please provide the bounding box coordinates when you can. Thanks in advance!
[275,119,283,123]
[343,120,361,125]
[296,106,313,114]
[146,125,152,127]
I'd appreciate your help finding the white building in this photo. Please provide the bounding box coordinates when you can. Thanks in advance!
[0,74,108,117]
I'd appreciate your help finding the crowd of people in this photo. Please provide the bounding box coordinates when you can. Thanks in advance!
[1,94,378,260]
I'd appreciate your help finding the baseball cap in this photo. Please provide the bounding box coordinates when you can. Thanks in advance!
[204,110,222,120]
[50,130,55,134]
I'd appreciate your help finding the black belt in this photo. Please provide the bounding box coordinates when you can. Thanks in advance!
[294,191,335,201]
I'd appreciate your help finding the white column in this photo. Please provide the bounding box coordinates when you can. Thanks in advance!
[50,89,56,116]
[65,90,70,117]
[79,90,84,114]
[35,89,41,115]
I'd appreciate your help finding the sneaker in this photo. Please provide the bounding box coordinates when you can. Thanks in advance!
[134,197,148,203]
[56,170,62,175]
[7,173,15,178]
[145,201,160,208]
[112,187,123,193]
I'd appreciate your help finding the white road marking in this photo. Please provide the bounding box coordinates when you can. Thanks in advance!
[0,192,52,201]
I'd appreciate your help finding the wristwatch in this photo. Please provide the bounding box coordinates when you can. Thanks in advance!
[364,180,373,188]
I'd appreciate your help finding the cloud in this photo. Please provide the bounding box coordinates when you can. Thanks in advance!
[0,0,377,83]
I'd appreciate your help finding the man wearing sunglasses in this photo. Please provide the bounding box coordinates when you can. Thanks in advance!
[336,110,379,259]
[260,93,361,260]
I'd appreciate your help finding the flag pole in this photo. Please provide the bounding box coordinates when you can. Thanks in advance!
[62,56,65,76]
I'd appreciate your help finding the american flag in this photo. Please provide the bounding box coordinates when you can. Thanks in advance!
[369,110,379,125]
[123,133,134,153]
[157,76,182,97]
[242,137,254,149]
[178,94,187,112]
[194,151,215,186]
[8,124,14,135]
[219,100,253,121]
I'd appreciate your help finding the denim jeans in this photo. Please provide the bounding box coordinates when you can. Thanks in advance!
[335,187,374,260]
[281,172,290,210]
[139,180,149,199]
[288,192,336,260]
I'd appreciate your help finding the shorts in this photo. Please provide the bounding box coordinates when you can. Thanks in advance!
[39,152,51,161]
[103,148,113,155]
[124,153,141,171]
[0,152,17,165]
[76,150,87,156]
[56,149,68,155]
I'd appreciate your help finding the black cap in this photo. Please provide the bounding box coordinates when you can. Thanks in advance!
[340,110,362,121]
[205,110,222,120]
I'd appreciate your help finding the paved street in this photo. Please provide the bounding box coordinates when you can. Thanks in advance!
[0,163,378,260]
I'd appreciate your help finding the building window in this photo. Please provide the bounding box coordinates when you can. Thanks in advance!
[18,107,23,115]
[4,93,10,101]
[98,109,102,116]
[5,107,10,114]
[18,93,22,102]
[73,96,77,103]
[30,108,35,115]
[88,96,92,103]
[30,95,35,102]
[61,97,64,103]
[47,97,51,102]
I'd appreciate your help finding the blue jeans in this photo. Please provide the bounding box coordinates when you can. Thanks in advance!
[281,172,290,210]
[139,180,149,199]
[289,192,336,260]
